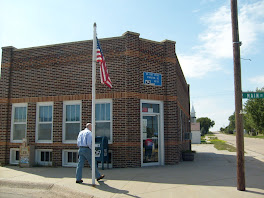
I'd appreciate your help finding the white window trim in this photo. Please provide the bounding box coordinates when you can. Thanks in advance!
[63,100,82,144]
[96,99,113,144]
[62,149,78,167]
[36,102,53,143]
[11,103,27,143]
[35,149,52,166]
[10,148,20,165]
[140,100,164,167]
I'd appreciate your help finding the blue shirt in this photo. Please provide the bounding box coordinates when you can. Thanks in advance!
[77,128,92,149]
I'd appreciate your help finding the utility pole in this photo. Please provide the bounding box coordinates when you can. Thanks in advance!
[230,0,245,191]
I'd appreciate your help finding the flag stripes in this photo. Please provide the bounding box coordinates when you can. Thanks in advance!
[96,37,112,88]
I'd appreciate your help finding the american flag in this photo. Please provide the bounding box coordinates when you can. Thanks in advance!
[96,38,112,88]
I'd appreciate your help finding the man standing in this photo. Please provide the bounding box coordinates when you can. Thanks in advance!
[76,123,105,183]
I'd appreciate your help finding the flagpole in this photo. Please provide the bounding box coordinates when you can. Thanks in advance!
[92,22,97,186]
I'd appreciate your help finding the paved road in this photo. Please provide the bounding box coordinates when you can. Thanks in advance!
[213,131,264,159]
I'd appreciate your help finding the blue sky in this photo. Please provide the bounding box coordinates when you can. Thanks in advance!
[1,0,263,131]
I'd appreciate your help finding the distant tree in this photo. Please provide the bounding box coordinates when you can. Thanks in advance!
[244,88,264,134]
[227,113,235,132]
[196,117,215,135]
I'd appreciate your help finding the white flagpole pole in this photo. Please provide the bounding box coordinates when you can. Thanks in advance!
[92,22,97,186]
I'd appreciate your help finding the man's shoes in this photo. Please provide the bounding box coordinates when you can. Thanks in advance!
[97,175,105,181]
[76,180,83,184]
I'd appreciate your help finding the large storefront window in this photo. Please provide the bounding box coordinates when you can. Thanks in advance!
[95,99,112,143]
[36,102,53,143]
[63,101,81,143]
[11,103,27,142]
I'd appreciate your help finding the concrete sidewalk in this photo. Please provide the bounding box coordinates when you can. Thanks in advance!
[1,144,264,198]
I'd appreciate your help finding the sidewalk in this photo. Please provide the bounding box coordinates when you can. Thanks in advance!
[1,144,264,198]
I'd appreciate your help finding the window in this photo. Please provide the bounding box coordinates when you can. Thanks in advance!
[62,150,78,167]
[63,101,82,143]
[35,149,52,166]
[142,103,160,113]
[95,99,112,143]
[11,103,27,143]
[10,148,20,164]
[36,102,53,143]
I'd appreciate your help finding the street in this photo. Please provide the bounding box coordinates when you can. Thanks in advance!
[213,131,264,160]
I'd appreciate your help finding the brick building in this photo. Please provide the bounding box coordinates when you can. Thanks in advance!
[0,31,190,168]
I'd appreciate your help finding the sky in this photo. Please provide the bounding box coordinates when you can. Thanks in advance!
[0,0,263,131]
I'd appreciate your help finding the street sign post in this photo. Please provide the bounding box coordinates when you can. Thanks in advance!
[242,92,264,99]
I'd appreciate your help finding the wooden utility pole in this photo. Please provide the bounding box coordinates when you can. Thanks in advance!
[230,0,245,191]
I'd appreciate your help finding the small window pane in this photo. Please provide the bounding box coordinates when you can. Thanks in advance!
[76,105,80,121]
[71,106,76,121]
[38,123,52,140]
[22,107,27,121]
[39,106,44,122]
[14,107,26,122]
[68,152,72,163]
[73,152,77,163]
[66,105,71,121]
[106,103,110,121]
[48,106,52,121]
[16,151,20,161]
[44,106,49,122]
[142,103,159,113]
[41,152,45,161]
[13,124,26,140]
[95,122,110,140]
[66,123,80,140]
[152,104,159,113]
[95,104,100,120]
[46,152,50,161]
[101,104,105,120]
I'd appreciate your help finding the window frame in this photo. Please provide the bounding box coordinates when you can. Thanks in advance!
[10,148,20,165]
[95,99,113,144]
[62,150,78,167]
[63,100,82,144]
[11,103,27,143]
[35,149,52,166]
[36,102,53,143]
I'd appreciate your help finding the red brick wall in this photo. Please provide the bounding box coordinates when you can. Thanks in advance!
[0,32,190,167]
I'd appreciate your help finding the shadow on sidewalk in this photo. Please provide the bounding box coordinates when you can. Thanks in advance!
[2,148,264,196]
[81,181,141,198]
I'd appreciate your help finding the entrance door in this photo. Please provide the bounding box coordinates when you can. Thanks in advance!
[142,115,159,165]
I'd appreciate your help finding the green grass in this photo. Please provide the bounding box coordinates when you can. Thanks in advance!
[210,139,236,152]
[201,134,236,152]
[230,132,264,139]
[244,134,264,139]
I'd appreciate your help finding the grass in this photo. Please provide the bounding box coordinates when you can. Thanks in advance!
[201,133,236,152]
[244,134,264,139]
[210,139,236,152]
[229,132,264,139]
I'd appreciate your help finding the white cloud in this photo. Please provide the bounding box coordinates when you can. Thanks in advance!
[178,54,221,78]
[239,1,264,55]
[179,1,264,79]
[249,75,264,88]
[199,6,232,59]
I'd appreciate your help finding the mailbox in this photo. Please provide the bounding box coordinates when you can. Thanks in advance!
[95,136,109,170]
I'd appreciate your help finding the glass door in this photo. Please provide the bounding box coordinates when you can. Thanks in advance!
[142,115,159,164]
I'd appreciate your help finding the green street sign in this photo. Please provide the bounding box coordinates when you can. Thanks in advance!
[242,92,264,99]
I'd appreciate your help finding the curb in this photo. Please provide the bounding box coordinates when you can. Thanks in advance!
[0,179,96,198]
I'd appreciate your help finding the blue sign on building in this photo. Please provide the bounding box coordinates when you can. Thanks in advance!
[143,72,162,86]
